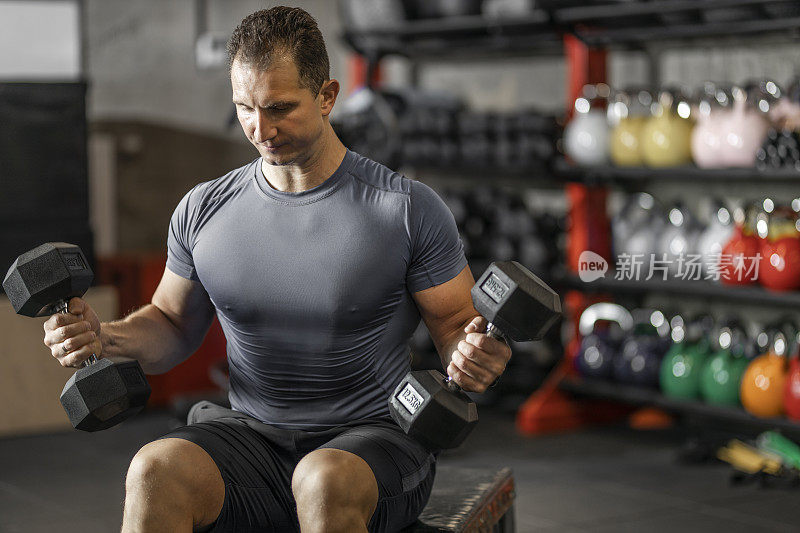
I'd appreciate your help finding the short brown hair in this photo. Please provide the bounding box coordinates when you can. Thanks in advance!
[227,6,330,94]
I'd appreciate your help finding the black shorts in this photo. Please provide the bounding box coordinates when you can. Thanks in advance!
[160,401,436,533]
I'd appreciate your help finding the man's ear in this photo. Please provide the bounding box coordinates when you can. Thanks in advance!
[319,79,340,117]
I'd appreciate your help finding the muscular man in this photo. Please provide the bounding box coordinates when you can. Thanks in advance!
[43,7,511,532]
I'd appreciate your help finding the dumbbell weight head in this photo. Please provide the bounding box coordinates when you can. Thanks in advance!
[3,242,151,432]
[390,261,561,449]
[60,357,151,431]
[3,242,92,317]
[470,261,561,342]
[389,369,477,451]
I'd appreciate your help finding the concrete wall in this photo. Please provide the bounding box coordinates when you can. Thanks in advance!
[0,0,81,80]
[85,0,349,137]
[83,2,800,127]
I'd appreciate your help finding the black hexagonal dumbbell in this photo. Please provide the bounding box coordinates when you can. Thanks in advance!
[3,242,151,431]
[389,261,562,450]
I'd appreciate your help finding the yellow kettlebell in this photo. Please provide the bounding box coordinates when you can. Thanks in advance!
[609,89,652,167]
[641,90,694,167]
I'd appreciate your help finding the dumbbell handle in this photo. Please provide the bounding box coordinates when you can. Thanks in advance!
[445,322,504,393]
[54,300,98,368]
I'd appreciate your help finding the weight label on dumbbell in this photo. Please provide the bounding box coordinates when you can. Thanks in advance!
[481,273,509,304]
[62,252,86,271]
[397,383,424,414]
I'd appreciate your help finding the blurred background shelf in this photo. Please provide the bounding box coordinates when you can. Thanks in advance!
[559,275,800,309]
[553,159,800,186]
[343,0,800,62]
[342,10,564,60]
[558,0,800,48]
[404,160,800,186]
[561,375,800,438]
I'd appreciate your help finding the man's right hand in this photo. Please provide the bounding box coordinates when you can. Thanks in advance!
[43,297,103,368]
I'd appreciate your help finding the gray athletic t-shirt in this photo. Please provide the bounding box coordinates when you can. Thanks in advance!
[167,150,467,429]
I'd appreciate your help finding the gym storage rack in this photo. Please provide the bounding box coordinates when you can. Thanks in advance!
[555,159,800,186]
[343,1,800,65]
[338,0,800,436]
[559,374,800,440]
[561,276,800,310]
[343,10,563,62]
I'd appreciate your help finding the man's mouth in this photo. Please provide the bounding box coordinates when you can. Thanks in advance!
[262,143,285,152]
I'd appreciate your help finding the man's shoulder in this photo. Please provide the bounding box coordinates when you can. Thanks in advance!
[184,158,258,206]
[347,150,412,197]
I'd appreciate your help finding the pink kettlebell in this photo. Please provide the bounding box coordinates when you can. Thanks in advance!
[717,85,771,168]
[691,83,730,168]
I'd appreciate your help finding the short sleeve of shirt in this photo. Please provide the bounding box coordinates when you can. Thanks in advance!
[406,180,468,293]
[166,185,202,281]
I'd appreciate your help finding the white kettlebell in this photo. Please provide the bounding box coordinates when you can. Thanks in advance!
[564,83,611,166]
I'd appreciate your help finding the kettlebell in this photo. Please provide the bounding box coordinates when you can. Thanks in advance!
[699,322,751,406]
[613,309,670,388]
[660,314,715,399]
[784,331,800,420]
[614,193,665,260]
[758,201,800,292]
[657,201,701,276]
[640,89,694,167]
[717,84,771,168]
[720,204,760,285]
[576,303,633,380]
[741,328,793,418]
[609,88,652,166]
[564,84,611,166]
[691,83,731,168]
[696,198,734,277]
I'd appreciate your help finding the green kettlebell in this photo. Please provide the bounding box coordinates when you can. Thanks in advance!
[660,315,714,399]
[699,324,750,406]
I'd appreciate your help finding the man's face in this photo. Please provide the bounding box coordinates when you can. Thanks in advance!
[231,56,329,166]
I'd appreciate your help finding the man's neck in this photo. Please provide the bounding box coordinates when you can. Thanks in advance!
[260,130,347,193]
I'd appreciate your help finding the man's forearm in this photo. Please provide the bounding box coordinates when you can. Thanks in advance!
[99,304,194,374]
[436,314,480,370]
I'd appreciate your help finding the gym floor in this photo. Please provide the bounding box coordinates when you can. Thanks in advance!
[0,405,798,532]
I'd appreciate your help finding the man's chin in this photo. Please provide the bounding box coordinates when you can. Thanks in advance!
[260,150,294,166]
[262,156,292,166]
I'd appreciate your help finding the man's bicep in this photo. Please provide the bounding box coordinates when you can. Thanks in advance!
[152,267,215,344]
[411,265,477,349]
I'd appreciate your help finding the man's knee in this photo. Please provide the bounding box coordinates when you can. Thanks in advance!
[128,439,191,490]
[125,438,224,527]
[292,448,378,522]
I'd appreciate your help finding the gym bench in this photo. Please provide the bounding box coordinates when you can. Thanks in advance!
[403,466,516,532]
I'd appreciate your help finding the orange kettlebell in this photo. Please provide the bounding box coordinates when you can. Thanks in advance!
[741,331,790,418]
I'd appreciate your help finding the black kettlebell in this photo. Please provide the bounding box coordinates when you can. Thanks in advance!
[613,308,671,388]
[576,303,633,380]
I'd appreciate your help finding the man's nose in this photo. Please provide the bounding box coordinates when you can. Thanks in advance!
[253,110,277,143]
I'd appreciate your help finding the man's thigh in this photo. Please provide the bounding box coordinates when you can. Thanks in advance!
[161,402,300,532]
[318,422,437,533]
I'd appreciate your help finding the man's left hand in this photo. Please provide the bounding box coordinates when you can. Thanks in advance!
[448,316,512,393]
